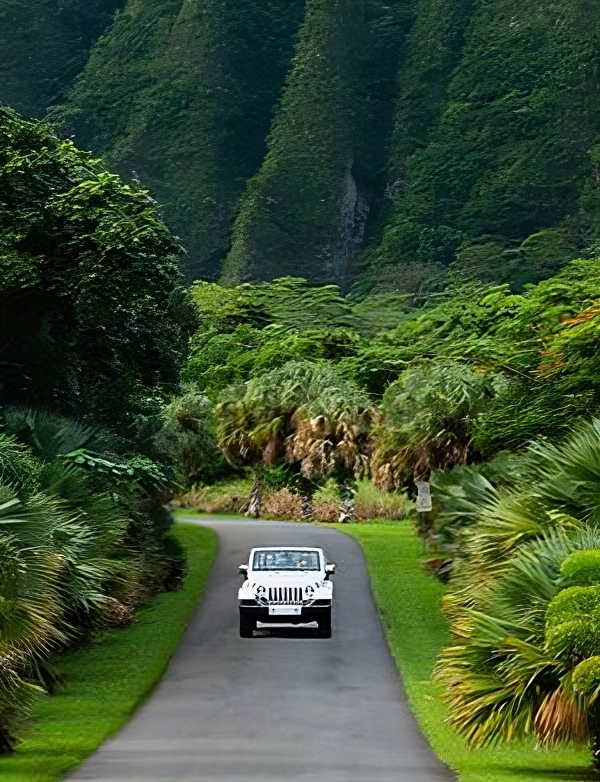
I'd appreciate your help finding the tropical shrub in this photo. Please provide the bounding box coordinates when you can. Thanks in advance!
[176,478,252,514]
[154,387,227,488]
[260,489,302,521]
[437,419,600,768]
[353,478,411,520]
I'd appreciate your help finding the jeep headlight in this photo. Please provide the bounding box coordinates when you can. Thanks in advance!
[256,585,266,597]
[305,585,314,597]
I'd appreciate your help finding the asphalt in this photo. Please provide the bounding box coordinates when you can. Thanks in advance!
[67,517,453,782]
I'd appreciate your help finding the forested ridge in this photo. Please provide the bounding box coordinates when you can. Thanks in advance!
[4,0,600,775]
[3,0,600,289]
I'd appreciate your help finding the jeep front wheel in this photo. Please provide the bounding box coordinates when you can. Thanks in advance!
[317,608,332,638]
[239,609,256,638]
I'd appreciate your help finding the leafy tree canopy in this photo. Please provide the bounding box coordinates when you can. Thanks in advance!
[0,107,194,435]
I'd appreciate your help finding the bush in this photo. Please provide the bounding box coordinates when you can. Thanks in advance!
[354,478,411,520]
[176,479,252,514]
[572,656,600,699]
[154,388,226,488]
[561,551,600,587]
[313,500,342,522]
[261,489,302,520]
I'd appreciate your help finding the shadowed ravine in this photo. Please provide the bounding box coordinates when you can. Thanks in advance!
[67,517,453,781]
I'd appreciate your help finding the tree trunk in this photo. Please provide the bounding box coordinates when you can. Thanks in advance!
[246,481,261,518]
[298,476,314,519]
[338,498,355,523]
[300,494,314,519]
[338,480,356,523]
[590,714,600,773]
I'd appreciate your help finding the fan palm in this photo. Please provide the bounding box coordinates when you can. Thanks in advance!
[0,414,141,750]
[438,528,596,749]
[215,361,373,515]
[3,408,94,462]
[438,420,600,767]
[371,360,500,490]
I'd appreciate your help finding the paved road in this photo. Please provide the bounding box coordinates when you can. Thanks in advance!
[68,517,453,782]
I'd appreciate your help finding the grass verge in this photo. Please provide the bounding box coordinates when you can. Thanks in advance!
[0,522,217,782]
[342,522,594,782]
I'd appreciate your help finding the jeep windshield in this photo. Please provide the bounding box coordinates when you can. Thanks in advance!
[252,550,321,571]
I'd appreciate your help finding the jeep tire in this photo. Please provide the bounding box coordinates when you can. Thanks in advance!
[239,609,256,638]
[317,608,332,638]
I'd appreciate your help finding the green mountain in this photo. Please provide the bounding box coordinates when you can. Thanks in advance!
[220,0,412,288]
[0,0,123,118]
[1,0,600,290]
[366,0,600,295]
[51,0,305,280]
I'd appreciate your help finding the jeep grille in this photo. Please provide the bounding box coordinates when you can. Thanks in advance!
[268,586,303,604]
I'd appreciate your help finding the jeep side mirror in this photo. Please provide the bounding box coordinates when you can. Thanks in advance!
[239,564,248,576]
[325,563,336,576]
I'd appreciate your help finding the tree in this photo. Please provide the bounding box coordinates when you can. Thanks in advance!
[371,360,500,490]
[0,107,192,435]
[215,361,373,516]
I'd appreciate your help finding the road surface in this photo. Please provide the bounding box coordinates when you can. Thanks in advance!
[68,517,453,781]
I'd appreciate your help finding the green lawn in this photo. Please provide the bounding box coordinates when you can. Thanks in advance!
[0,522,217,782]
[342,523,594,782]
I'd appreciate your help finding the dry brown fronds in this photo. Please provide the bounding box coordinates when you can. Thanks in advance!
[534,688,588,745]
[313,500,341,522]
[261,489,302,520]
[102,598,136,627]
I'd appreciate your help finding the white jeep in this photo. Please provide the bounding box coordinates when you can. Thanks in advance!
[238,546,336,637]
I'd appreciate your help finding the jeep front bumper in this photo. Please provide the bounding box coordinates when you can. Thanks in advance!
[239,601,330,624]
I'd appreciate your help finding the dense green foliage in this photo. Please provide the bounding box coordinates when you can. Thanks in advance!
[216,360,372,497]
[0,107,191,432]
[0,0,122,118]
[3,0,600,287]
[344,523,590,782]
[0,523,216,782]
[51,0,305,280]
[366,0,600,295]
[435,421,600,761]
[0,109,194,751]
[221,0,410,287]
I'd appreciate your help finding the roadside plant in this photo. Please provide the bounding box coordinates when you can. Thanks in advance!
[215,360,373,516]
[371,360,501,490]
[437,419,600,769]
[154,386,225,488]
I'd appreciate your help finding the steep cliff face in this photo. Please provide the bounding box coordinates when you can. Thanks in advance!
[365,0,600,294]
[0,0,123,118]
[221,0,411,289]
[52,0,305,280]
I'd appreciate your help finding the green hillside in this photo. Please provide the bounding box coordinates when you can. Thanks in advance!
[0,0,123,118]
[221,0,412,288]
[51,0,305,280]
[365,0,600,295]
[1,0,600,289]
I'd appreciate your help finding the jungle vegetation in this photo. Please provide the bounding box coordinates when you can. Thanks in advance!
[3,0,600,774]
[171,257,600,769]
[0,108,195,751]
